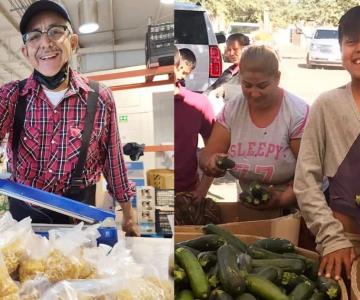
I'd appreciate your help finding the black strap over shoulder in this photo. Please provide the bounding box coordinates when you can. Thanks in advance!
[12,79,28,177]
[69,80,99,192]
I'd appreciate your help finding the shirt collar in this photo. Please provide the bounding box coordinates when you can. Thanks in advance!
[20,68,93,106]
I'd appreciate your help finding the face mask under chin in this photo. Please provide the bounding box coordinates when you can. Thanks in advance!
[33,63,69,90]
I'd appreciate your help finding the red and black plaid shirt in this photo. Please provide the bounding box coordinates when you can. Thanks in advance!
[0,69,135,202]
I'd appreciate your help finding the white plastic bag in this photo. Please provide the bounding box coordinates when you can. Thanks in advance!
[39,275,174,300]
[0,216,33,274]
[0,252,19,299]
[18,234,52,283]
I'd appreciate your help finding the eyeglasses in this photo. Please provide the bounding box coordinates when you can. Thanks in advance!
[22,25,70,47]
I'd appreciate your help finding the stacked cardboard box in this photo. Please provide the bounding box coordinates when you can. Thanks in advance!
[175,201,301,245]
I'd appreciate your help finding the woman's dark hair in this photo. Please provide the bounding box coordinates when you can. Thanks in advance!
[227,33,250,46]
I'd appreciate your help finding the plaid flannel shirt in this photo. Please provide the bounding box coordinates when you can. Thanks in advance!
[0,69,135,202]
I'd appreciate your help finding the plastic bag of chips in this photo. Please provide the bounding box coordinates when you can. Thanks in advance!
[0,252,19,299]
[39,275,173,300]
[0,217,32,274]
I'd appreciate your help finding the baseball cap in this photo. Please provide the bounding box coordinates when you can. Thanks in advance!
[20,0,71,34]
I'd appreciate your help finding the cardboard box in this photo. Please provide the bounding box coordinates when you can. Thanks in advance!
[175,233,348,300]
[175,202,301,246]
[218,201,282,222]
[351,259,359,300]
[146,169,174,189]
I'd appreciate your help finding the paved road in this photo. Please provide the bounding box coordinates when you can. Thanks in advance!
[279,57,350,105]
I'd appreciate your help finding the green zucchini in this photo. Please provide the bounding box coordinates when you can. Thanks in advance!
[245,274,289,300]
[197,251,217,270]
[216,157,236,170]
[252,258,306,274]
[178,234,226,251]
[316,276,340,299]
[202,224,248,252]
[309,289,327,300]
[247,244,283,259]
[249,181,269,204]
[209,289,234,300]
[174,264,188,285]
[217,244,246,295]
[207,263,220,289]
[281,272,302,288]
[175,247,210,299]
[237,253,253,274]
[281,272,314,289]
[175,244,201,257]
[239,191,254,204]
[256,266,281,283]
[235,293,257,300]
[176,289,194,300]
[289,281,315,300]
[282,252,319,280]
[253,238,295,253]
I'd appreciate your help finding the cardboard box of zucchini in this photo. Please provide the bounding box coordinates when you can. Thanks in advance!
[174,224,348,300]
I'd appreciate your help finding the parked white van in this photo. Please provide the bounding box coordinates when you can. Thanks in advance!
[175,2,225,92]
[306,27,342,68]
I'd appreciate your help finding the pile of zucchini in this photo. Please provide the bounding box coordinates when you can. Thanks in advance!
[174,224,341,300]
[239,182,270,206]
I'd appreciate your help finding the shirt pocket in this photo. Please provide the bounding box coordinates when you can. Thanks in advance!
[67,126,82,161]
[20,126,40,161]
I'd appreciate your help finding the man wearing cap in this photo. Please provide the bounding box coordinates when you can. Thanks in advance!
[0,0,138,235]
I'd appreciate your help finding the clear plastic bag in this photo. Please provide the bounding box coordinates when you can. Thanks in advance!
[0,212,17,233]
[0,253,19,298]
[39,275,174,300]
[82,242,143,278]
[18,276,52,300]
[43,222,101,283]
[0,216,33,274]
[19,234,52,283]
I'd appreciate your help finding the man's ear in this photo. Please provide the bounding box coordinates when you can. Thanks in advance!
[70,34,79,53]
[21,45,29,59]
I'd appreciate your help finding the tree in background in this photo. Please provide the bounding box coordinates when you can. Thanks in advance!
[183,0,360,29]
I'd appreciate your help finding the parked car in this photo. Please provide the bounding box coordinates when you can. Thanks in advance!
[175,2,225,92]
[306,27,342,68]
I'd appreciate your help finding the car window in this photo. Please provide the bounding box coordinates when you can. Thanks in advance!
[314,30,338,39]
[175,10,208,45]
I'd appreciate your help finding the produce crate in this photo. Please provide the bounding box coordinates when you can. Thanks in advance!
[175,210,301,246]
[175,232,348,300]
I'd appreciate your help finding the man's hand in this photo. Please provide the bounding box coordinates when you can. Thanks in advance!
[318,247,356,280]
[122,214,140,237]
[120,201,140,237]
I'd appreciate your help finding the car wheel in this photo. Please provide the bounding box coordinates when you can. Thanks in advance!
[306,54,313,69]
